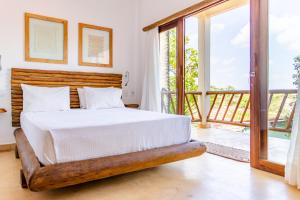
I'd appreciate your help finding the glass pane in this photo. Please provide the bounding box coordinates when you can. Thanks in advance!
[267,0,300,164]
[184,17,200,120]
[209,3,250,127]
[160,28,177,114]
[184,1,251,161]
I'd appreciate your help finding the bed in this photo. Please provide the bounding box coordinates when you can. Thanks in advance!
[11,68,206,191]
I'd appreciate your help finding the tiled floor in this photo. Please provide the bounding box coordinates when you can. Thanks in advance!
[192,126,290,164]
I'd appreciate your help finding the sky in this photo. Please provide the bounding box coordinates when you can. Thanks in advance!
[185,0,300,90]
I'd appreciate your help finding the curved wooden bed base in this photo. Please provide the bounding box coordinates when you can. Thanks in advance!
[15,128,206,191]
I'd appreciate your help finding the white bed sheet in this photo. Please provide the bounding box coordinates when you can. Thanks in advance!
[20,108,191,165]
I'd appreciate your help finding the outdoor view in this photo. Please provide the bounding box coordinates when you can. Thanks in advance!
[267,0,299,163]
[160,0,300,164]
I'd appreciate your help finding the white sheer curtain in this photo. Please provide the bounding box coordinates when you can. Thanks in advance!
[140,27,161,112]
[286,83,300,189]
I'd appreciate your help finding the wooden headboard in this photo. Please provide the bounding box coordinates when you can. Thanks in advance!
[11,68,122,127]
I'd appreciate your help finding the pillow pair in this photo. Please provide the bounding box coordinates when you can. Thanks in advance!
[21,84,124,113]
[78,87,124,109]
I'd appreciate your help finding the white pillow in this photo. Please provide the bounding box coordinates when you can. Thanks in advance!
[84,87,124,109]
[21,84,70,112]
[77,88,87,109]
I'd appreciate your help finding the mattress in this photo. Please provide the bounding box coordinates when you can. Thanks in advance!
[20,108,191,165]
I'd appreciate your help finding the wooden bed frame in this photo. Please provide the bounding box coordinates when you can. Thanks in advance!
[11,68,206,191]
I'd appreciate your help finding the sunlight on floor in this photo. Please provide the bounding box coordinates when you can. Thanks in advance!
[192,124,290,164]
[0,150,299,200]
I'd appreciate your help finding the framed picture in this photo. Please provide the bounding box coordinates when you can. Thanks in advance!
[25,13,68,64]
[78,23,113,67]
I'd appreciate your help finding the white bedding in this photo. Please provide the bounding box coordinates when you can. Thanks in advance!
[20,108,191,165]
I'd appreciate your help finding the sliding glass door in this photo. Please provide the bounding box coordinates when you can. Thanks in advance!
[159,20,185,115]
[157,0,297,176]
[267,0,299,165]
[250,0,299,175]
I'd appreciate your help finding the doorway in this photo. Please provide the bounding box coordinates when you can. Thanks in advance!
[158,0,298,176]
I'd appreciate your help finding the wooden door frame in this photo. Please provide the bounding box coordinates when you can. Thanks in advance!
[250,0,285,176]
[159,19,185,115]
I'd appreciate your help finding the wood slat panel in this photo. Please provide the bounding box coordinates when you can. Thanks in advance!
[286,102,296,130]
[268,93,273,109]
[231,94,243,122]
[11,68,122,127]
[214,94,225,120]
[222,94,234,121]
[207,94,218,119]
[185,94,194,121]
[191,94,202,120]
[272,94,288,128]
[240,97,250,123]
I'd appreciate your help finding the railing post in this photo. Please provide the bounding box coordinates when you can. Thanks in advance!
[197,14,211,128]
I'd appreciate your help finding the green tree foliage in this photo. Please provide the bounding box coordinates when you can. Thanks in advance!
[168,29,199,93]
[168,29,177,92]
[168,29,237,94]
[210,85,236,91]
[292,56,300,87]
[167,29,238,114]
[185,37,199,92]
[167,29,199,114]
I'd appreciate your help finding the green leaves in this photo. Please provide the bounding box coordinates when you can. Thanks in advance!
[293,56,300,87]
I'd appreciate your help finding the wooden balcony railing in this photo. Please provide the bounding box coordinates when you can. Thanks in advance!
[161,89,297,133]
[206,90,251,127]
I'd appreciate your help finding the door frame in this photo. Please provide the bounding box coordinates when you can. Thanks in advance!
[250,0,285,176]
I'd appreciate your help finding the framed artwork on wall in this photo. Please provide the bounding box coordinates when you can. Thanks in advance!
[25,13,68,64]
[78,23,113,67]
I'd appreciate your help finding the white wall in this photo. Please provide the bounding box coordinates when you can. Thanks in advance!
[0,0,203,145]
[0,0,139,144]
[136,0,203,102]
[138,0,202,27]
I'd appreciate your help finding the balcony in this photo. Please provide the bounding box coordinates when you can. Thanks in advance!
[161,89,297,164]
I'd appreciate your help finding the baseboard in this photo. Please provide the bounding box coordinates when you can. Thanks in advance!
[0,143,15,152]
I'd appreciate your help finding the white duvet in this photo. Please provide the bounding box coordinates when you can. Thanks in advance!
[20,108,191,165]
